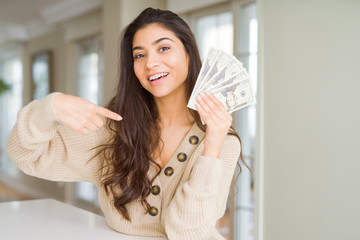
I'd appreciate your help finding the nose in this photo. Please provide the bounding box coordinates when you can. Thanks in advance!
[146,52,160,69]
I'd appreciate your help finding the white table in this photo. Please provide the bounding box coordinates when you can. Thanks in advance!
[0,199,165,240]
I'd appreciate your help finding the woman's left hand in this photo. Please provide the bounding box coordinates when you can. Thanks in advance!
[196,92,232,158]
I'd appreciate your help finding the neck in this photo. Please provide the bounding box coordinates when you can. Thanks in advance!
[154,90,194,128]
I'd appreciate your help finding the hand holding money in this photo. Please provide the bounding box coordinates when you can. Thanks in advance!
[188,47,256,114]
[196,92,232,158]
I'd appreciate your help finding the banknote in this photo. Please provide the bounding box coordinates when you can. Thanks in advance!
[211,78,255,113]
[197,48,219,84]
[201,56,244,92]
[197,50,232,91]
[190,48,219,101]
[187,47,256,113]
[188,49,232,109]
[205,69,249,92]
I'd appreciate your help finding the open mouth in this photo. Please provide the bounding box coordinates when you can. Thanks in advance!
[148,72,169,81]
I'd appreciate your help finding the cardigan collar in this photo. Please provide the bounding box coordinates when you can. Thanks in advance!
[155,122,205,190]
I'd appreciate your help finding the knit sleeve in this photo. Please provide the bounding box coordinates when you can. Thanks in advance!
[6,93,108,184]
[163,135,241,240]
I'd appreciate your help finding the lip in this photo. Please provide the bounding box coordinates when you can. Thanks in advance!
[147,72,169,86]
[149,74,168,86]
[147,72,168,80]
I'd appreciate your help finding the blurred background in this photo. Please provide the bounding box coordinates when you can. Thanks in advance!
[0,0,359,240]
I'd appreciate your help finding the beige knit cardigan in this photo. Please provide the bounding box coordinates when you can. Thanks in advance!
[6,93,241,240]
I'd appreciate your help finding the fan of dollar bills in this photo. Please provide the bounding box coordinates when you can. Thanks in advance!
[187,47,256,113]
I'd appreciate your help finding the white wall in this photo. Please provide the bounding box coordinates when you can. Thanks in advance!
[168,0,227,13]
[258,0,360,239]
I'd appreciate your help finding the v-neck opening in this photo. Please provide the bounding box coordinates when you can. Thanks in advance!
[160,122,198,170]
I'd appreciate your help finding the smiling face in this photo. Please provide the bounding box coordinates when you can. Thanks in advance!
[132,23,189,99]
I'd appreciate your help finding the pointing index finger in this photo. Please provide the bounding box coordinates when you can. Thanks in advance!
[96,106,122,121]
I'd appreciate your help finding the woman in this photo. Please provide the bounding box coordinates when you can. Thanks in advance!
[7,8,244,240]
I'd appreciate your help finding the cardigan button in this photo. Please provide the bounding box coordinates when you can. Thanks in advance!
[164,167,174,176]
[189,135,199,145]
[149,206,158,216]
[151,185,160,195]
[177,152,187,162]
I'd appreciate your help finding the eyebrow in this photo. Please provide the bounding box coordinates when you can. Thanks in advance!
[133,37,174,51]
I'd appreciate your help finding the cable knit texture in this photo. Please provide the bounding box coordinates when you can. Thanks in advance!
[6,93,241,240]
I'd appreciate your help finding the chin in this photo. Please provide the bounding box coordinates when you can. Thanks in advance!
[146,84,186,99]
[151,92,170,98]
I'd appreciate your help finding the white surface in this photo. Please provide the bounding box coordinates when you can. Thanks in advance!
[0,199,165,240]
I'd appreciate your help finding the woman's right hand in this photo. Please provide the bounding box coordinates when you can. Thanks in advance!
[53,94,122,135]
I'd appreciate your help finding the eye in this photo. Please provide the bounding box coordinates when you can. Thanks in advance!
[159,46,170,52]
[134,53,144,60]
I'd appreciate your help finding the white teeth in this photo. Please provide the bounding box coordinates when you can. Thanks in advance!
[149,72,168,81]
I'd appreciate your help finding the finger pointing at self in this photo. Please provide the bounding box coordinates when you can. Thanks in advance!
[54,94,122,135]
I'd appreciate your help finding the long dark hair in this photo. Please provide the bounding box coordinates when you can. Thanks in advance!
[100,7,246,221]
